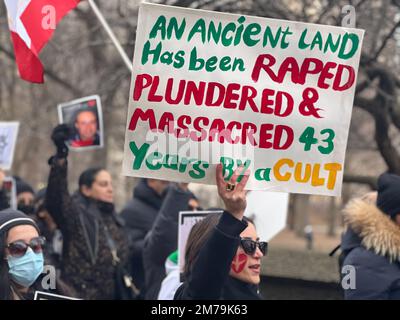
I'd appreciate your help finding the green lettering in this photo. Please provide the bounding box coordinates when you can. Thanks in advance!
[255,168,271,181]
[188,19,206,43]
[146,152,163,170]
[338,33,359,60]
[298,29,309,50]
[220,156,235,180]
[167,17,186,40]
[243,23,261,47]
[208,21,222,44]
[263,26,281,48]
[141,41,161,65]
[129,141,150,170]
[221,22,236,46]
[206,56,218,72]
[149,15,167,39]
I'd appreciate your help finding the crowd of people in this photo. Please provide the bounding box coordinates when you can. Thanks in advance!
[0,124,399,300]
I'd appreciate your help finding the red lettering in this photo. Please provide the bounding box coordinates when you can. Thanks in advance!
[318,62,337,89]
[205,82,225,107]
[184,81,205,105]
[165,78,185,104]
[209,119,226,142]
[299,58,323,84]
[251,54,278,83]
[224,83,241,109]
[128,108,156,131]
[191,116,209,141]
[273,125,294,149]
[333,64,355,91]
[277,57,299,83]
[239,86,258,112]
[226,121,242,144]
[133,74,152,101]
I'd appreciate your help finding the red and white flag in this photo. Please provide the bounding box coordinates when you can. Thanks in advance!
[4,0,80,83]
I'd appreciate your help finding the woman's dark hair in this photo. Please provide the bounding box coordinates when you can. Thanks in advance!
[0,231,12,300]
[78,167,104,190]
[183,213,254,279]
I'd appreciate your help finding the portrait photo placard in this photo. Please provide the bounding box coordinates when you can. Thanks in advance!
[58,95,104,151]
[0,122,19,170]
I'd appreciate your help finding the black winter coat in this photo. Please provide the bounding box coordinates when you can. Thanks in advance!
[174,212,262,300]
[341,198,400,300]
[143,185,193,299]
[0,189,9,210]
[45,157,129,300]
[120,179,166,292]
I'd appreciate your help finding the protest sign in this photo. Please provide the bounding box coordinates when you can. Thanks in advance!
[178,210,222,277]
[123,3,364,196]
[244,191,289,241]
[0,122,19,170]
[34,291,81,300]
[58,95,104,151]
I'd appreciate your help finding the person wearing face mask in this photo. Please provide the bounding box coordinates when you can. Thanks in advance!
[0,209,45,300]
[44,125,131,300]
[174,165,266,300]
[15,178,36,216]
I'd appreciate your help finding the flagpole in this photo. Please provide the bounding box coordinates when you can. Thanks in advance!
[87,0,133,71]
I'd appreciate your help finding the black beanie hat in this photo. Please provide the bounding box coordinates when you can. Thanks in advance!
[376,173,400,219]
[15,179,35,196]
[0,209,39,236]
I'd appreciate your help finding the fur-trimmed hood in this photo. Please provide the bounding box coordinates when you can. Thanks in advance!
[343,199,400,262]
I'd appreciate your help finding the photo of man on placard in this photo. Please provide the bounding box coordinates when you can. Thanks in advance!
[58,95,104,150]
[70,108,100,147]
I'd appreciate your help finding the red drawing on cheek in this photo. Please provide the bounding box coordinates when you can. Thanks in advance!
[231,253,247,274]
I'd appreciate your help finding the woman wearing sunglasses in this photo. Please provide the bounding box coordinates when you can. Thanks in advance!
[174,165,267,300]
[0,209,45,300]
[44,125,131,300]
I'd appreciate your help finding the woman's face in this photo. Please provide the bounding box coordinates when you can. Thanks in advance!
[82,170,114,203]
[229,222,263,285]
[5,225,39,257]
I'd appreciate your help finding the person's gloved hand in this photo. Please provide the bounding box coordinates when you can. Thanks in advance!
[51,124,71,158]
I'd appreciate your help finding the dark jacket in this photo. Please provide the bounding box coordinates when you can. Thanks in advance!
[143,185,194,300]
[174,212,262,300]
[45,157,129,300]
[120,179,165,292]
[7,275,77,300]
[0,189,8,211]
[341,198,400,300]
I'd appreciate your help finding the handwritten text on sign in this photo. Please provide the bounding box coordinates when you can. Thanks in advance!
[123,3,364,196]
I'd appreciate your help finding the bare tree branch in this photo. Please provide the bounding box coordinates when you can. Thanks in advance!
[0,43,82,96]
[343,174,377,189]
[366,19,400,64]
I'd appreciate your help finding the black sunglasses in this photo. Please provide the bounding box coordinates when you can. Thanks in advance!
[7,236,46,258]
[240,238,268,256]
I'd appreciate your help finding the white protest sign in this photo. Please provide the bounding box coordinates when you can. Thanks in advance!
[244,191,289,241]
[123,3,364,196]
[0,122,19,170]
[34,291,81,300]
[178,210,222,276]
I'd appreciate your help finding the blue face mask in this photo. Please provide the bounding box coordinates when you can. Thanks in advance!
[7,248,44,288]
